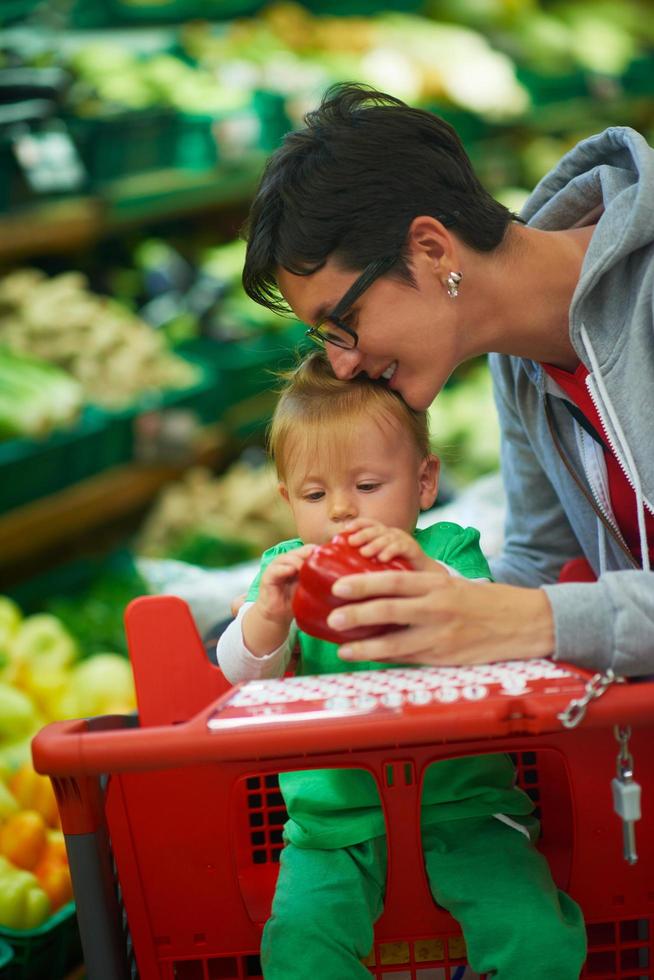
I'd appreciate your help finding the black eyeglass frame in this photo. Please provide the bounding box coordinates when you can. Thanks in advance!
[305,254,397,351]
[305,212,460,351]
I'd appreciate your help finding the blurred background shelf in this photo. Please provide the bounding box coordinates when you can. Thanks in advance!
[0,160,265,261]
[0,420,233,587]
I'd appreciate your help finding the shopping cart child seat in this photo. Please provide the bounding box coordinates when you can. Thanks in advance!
[33,595,654,980]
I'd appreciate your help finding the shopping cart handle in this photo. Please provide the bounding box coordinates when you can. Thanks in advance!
[32,665,654,779]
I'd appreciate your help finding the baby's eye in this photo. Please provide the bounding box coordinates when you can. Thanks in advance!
[304,490,325,501]
[357,482,381,493]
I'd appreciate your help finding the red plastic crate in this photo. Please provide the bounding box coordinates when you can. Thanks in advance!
[32,596,654,980]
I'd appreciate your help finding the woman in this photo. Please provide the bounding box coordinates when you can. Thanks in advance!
[242,84,654,677]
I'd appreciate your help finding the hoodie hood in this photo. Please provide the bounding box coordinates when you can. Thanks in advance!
[519,126,654,537]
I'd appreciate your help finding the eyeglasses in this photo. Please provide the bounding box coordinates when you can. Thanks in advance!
[305,212,460,351]
[305,255,398,351]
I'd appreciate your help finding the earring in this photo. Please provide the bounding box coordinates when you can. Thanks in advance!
[446,270,463,298]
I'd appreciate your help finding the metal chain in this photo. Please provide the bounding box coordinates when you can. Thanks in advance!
[615,724,634,778]
[558,669,624,729]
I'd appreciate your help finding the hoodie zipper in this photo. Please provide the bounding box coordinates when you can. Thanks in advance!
[576,424,630,549]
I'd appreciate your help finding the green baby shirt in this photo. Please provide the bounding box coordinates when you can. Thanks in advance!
[246,522,533,848]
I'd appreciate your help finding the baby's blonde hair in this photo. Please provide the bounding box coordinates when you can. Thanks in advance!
[269,350,430,480]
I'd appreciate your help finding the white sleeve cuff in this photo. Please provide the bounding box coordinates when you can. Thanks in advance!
[216,602,296,684]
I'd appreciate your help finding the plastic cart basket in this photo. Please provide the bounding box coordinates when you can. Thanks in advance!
[32,595,654,980]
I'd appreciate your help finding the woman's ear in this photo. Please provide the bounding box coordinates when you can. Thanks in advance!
[418,454,440,510]
[406,215,459,278]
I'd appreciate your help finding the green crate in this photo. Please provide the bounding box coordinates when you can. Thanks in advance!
[176,92,290,172]
[0,902,81,980]
[0,407,113,515]
[68,108,178,186]
[69,0,264,27]
[621,54,654,95]
[0,0,43,25]
[302,0,424,13]
[181,324,306,437]
[0,940,14,979]
[0,356,220,515]
[515,66,589,107]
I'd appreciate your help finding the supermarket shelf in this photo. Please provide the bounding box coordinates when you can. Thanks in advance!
[0,196,104,262]
[0,158,264,261]
[0,422,232,572]
[105,156,267,225]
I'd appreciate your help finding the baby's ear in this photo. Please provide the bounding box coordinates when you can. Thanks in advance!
[278,482,290,504]
[419,454,440,510]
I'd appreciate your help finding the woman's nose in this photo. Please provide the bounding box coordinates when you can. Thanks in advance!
[326,345,362,380]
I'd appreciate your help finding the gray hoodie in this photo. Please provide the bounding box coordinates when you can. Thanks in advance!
[489,126,654,677]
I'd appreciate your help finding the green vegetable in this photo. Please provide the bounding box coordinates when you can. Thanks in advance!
[44,558,148,658]
[0,685,40,742]
[0,856,51,930]
[168,531,256,568]
[0,347,82,440]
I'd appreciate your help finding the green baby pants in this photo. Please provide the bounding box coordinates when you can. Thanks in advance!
[260,815,586,979]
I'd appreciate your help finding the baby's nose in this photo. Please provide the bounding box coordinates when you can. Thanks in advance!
[330,495,357,522]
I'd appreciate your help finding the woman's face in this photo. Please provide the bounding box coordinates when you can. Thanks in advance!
[277,253,464,411]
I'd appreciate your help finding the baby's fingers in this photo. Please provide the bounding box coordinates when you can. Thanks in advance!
[343,520,385,546]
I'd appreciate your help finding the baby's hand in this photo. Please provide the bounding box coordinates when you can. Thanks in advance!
[344,519,433,571]
[256,544,316,627]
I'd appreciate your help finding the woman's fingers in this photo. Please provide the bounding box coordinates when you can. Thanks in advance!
[337,625,442,664]
[332,566,448,601]
[333,580,556,667]
[329,594,425,631]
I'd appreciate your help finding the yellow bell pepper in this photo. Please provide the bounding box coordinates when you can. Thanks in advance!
[8,765,59,828]
[0,779,19,821]
[0,810,48,871]
[0,855,51,929]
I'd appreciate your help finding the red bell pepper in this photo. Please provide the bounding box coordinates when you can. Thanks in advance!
[292,533,411,645]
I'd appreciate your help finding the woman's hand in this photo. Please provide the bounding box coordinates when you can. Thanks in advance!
[344,518,435,571]
[326,566,555,666]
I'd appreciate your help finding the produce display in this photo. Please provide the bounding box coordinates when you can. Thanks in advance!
[137,460,296,564]
[0,595,136,936]
[0,595,136,774]
[67,45,251,117]
[0,269,198,412]
[0,347,82,441]
[426,0,654,76]
[0,769,71,928]
[43,557,149,658]
[183,3,530,120]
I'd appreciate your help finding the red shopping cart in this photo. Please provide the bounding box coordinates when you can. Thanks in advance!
[32,595,654,980]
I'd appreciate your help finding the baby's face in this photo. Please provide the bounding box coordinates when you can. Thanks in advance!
[279,415,438,545]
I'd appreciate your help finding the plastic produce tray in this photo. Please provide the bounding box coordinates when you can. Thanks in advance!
[69,0,264,27]
[181,323,306,437]
[68,108,178,186]
[0,354,220,515]
[0,940,13,980]
[0,903,81,980]
[0,407,112,514]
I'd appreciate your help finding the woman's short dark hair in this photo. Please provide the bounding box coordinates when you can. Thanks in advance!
[243,83,516,313]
